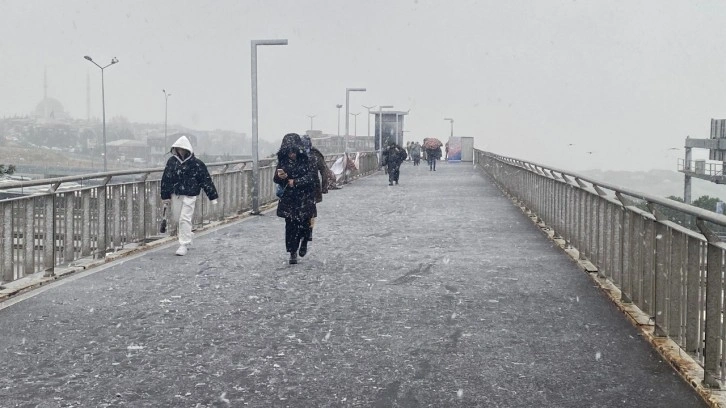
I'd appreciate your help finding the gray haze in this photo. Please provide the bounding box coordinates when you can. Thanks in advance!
[1,0,724,171]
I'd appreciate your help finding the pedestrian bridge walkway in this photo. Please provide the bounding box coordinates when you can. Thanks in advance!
[0,160,714,407]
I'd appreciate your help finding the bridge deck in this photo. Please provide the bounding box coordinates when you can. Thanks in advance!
[0,161,707,407]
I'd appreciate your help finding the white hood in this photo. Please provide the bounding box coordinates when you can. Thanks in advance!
[171,135,194,154]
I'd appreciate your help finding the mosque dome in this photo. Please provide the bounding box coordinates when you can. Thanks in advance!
[34,98,68,119]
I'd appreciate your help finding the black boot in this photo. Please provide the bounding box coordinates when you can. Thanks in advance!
[289,251,298,264]
[299,240,308,257]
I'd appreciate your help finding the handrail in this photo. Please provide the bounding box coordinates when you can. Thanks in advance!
[0,151,379,286]
[476,149,726,388]
[485,152,726,227]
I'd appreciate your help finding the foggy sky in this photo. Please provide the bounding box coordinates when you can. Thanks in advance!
[1,0,724,171]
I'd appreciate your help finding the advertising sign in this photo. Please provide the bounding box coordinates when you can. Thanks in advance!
[447,137,462,161]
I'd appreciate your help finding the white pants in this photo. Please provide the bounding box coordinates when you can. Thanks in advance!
[171,194,197,246]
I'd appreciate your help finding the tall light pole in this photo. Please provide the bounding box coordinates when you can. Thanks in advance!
[377,105,393,164]
[344,88,366,184]
[84,55,118,172]
[251,39,288,215]
[350,112,360,137]
[163,89,172,149]
[444,117,454,139]
[306,114,316,131]
[345,88,366,152]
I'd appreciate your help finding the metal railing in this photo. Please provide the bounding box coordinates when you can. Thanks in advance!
[678,158,726,177]
[0,152,379,285]
[475,150,726,388]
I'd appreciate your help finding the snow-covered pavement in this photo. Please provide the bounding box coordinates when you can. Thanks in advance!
[0,161,707,407]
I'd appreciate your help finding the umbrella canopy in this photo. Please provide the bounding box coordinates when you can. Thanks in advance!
[423,138,443,149]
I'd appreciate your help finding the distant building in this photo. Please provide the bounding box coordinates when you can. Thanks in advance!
[107,139,147,162]
[370,111,408,150]
[34,97,71,121]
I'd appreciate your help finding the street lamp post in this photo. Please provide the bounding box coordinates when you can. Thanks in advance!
[344,88,366,184]
[344,88,366,152]
[350,112,360,137]
[306,114,316,131]
[84,55,118,172]
[163,89,172,150]
[444,117,454,139]
[251,39,288,215]
[377,105,393,165]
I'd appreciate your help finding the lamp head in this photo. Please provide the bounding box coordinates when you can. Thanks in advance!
[84,56,93,61]
[336,104,343,108]
[111,57,119,64]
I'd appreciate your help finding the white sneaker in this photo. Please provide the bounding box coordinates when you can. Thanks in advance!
[175,245,188,256]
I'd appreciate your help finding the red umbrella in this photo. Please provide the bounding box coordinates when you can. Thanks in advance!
[423,138,443,149]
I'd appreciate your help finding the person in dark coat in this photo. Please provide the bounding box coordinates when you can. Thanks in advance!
[160,135,218,256]
[381,140,407,185]
[301,135,329,204]
[273,133,318,264]
[301,135,329,242]
[425,145,441,171]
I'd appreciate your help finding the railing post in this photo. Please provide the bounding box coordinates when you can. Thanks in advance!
[64,193,74,263]
[696,218,723,388]
[684,236,701,353]
[653,220,669,337]
[43,194,55,276]
[98,184,108,258]
[112,186,121,250]
[24,198,34,277]
[621,208,633,304]
[2,202,12,282]
[81,191,92,256]
[648,202,669,338]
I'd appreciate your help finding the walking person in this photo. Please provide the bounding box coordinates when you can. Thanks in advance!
[301,134,329,242]
[160,135,218,256]
[411,142,422,166]
[425,145,440,171]
[381,140,407,185]
[274,133,318,264]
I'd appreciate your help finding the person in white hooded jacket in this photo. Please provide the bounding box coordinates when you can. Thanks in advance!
[160,135,219,256]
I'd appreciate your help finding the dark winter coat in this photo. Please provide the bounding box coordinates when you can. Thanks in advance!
[425,147,442,160]
[274,133,318,220]
[382,144,407,167]
[309,147,329,203]
[160,153,218,201]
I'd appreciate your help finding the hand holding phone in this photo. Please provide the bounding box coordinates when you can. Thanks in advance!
[277,168,287,178]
